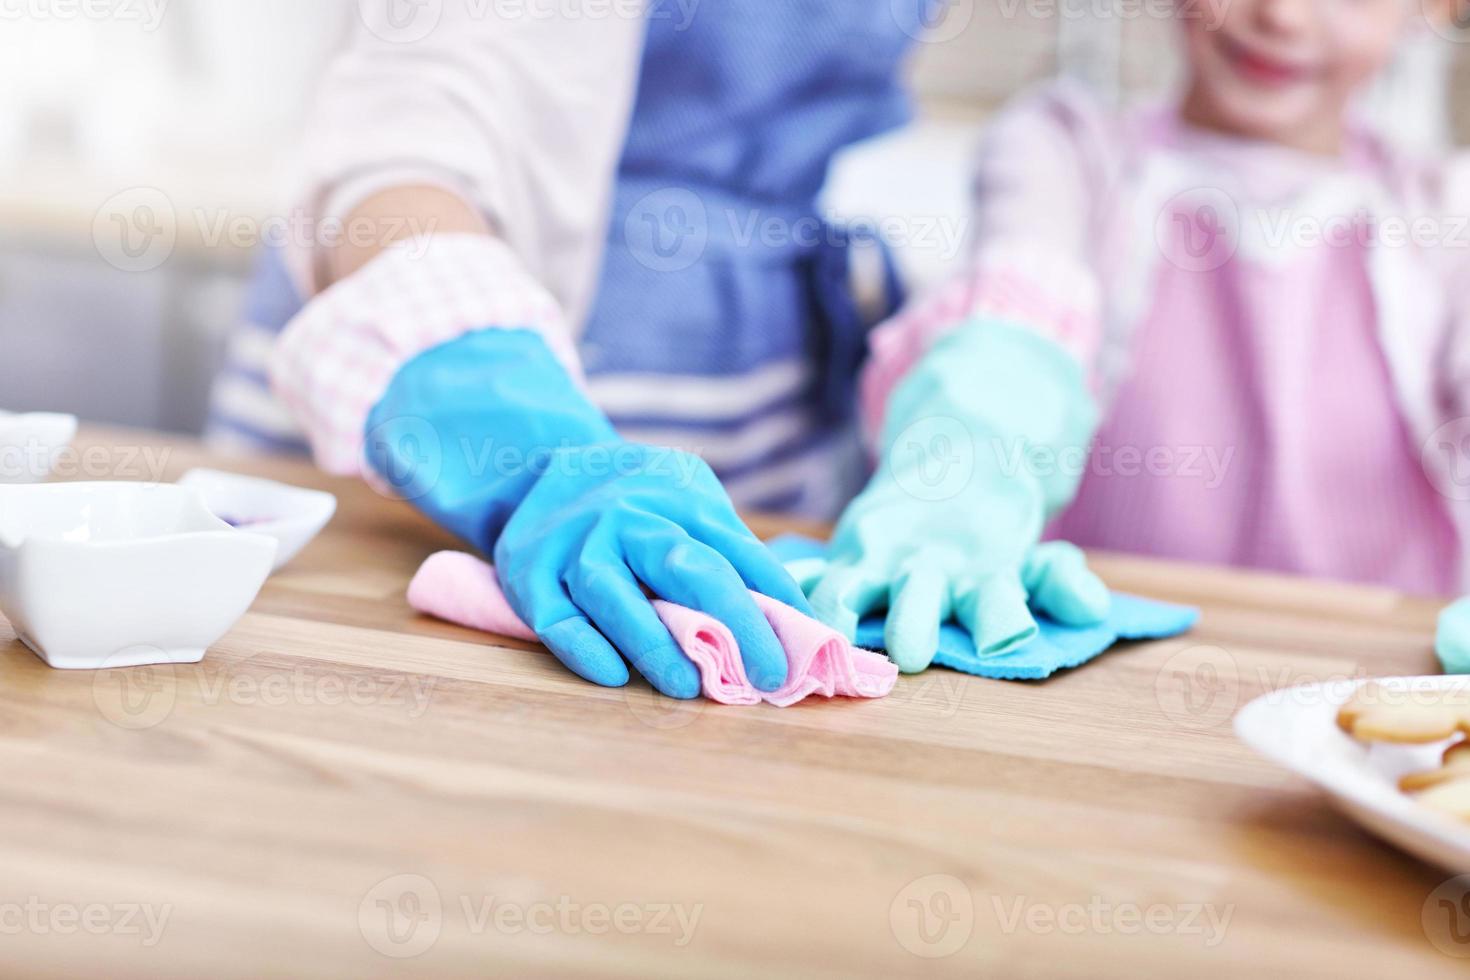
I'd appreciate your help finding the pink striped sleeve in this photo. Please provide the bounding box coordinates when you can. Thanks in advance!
[269,233,584,477]
[859,81,1115,444]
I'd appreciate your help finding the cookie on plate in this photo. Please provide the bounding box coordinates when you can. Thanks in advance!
[1399,740,1470,792]
[1408,774,1470,822]
[1335,683,1470,744]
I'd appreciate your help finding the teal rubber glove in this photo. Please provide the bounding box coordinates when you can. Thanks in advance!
[366,328,808,698]
[809,320,1109,673]
[1437,597,1470,674]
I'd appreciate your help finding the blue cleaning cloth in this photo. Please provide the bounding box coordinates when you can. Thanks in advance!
[768,535,1200,681]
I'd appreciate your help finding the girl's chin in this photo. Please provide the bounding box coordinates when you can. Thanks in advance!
[1201,85,1328,139]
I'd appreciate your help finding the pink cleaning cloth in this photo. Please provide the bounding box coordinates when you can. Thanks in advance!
[407,551,898,706]
[406,550,540,643]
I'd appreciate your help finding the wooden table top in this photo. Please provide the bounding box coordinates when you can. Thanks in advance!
[0,427,1465,978]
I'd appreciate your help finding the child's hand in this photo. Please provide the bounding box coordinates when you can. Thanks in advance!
[806,466,1109,673]
[810,318,1106,671]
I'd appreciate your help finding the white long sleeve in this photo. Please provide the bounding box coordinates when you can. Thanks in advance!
[271,4,646,476]
[288,1,648,328]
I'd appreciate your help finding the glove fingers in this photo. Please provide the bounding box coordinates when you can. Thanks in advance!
[1020,541,1064,593]
[536,617,632,689]
[1023,542,1111,627]
[808,564,889,642]
[566,562,702,700]
[955,571,1037,658]
[625,535,790,694]
[504,569,631,688]
[689,523,815,615]
[884,563,951,674]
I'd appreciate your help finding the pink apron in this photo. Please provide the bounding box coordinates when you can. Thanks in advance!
[1053,188,1458,595]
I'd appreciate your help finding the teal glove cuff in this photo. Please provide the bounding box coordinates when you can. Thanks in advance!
[880,319,1098,518]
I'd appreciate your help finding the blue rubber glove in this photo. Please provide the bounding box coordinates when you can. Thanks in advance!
[365,328,808,698]
[810,319,1109,673]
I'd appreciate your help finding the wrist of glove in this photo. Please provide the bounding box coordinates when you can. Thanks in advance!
[811,319,1107,673]
[269,233,580,477]
[366,328,810,697]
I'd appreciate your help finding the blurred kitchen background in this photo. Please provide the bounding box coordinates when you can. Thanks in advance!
[1,2,1466,435]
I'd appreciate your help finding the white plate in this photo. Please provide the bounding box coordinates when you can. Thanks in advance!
[0,482,277,669]
[178,468,336,572]
[1235,675,1470,872]
[0,411,77,484]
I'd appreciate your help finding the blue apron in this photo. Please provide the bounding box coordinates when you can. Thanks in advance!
[209,0,931,516]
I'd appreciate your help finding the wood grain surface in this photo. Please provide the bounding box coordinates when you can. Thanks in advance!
[0,426,1464,978]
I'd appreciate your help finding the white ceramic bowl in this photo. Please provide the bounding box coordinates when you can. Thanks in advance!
[0,482,277,669]
[1235,675,1470,872]
[0,411,78,484]
[177,468,336,571]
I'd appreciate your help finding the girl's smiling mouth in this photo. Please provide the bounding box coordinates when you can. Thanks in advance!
[1218,33,1319,88]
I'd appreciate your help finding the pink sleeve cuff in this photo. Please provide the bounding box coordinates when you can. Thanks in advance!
[269,233,583,477]
[859,242,1101,445]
